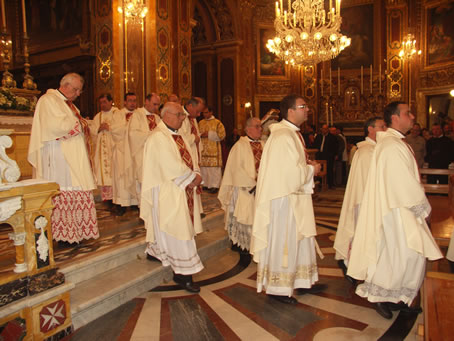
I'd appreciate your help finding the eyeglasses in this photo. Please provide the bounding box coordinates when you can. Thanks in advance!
[295,104,308,109]
[170,112,186,118]
[70,85,83,94]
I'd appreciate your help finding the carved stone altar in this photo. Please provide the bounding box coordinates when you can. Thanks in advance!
[0,130,73,340]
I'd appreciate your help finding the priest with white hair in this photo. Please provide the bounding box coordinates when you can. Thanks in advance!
[141,102,204,293]
[218,117,264,251]
[28,72,99,243]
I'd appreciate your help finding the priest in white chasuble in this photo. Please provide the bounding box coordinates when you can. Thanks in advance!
[141,102,204,293]
[89,93,118,205]
[199,106,226,193]
[334,117,386,276]
[251,94,323,304]
[347,101,443,320]
[218,117,263,252]
[124,93,161,199]
[28,73,99,243]
[110,92,139,215]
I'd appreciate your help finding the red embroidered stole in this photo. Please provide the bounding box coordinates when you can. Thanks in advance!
[296,131,309,162]
[249,141,263,174]
[171,134,197,224]
[126,112,133,121]
[147,115,157,131]
[65,100,93,168]
[189,117,201,159]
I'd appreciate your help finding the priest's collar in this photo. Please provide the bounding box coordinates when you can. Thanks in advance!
[164,122,178,134]
[247,135,261,142]
[388,127,406,138]
[57,89,69,100]
[282,118,300,130]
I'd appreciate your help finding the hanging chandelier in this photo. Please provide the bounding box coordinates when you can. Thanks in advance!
[266,0,351,66]
[118,0,148,24]
[398,34,421,59]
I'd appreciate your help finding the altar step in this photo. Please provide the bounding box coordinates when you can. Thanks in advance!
[61,210,228,330]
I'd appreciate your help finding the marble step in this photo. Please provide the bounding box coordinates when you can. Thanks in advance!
[70,210,228,330]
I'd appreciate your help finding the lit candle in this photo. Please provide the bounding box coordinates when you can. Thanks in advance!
[330,0,332,12]
[361,65,363,95]
[338,67,340,96]
[329,68,332,96]
[379,63,382,93]
[1,0,6,30]
[330,106,333,126]
[280,0,283,12]
[336,0,340,15]
[21,0,26,34]
[321,69,324,96]
[276,2,279,17]
[293,12,296,26]
[284,11,287,26]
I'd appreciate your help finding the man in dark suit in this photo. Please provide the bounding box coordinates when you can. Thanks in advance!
[313,124,338,188]
[425,123,454,184]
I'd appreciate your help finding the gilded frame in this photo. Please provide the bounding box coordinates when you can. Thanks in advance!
[423,0,454,70]
[256,25,288,80]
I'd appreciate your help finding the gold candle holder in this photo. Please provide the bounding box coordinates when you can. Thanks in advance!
[22,34,37,90]
[1,30,16,88]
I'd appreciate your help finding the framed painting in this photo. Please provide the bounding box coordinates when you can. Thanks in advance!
[256,25,287,79]
[331,3,374,70]
[424,1,454,68]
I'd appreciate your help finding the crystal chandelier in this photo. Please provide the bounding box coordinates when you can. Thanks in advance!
[118,0,148,24]
[266,0,351,66]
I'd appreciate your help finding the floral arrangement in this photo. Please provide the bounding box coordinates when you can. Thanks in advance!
[0,87,37,112]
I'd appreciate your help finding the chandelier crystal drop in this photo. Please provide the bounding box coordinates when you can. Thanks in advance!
[118,0,148,23]
[267,0,351,66]
[398,34,421,59]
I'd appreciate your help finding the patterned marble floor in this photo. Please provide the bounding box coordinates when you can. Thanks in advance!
[67,221,424,341]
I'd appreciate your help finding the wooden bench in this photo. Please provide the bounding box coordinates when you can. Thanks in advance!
[420,168,454,194]
[423,174,454,340]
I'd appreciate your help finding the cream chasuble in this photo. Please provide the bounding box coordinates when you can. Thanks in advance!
[141,121,203,242]
[111,108,138,206]
[218,136,264,250]
[28,89,98,243]
[124,108,161,197]
[89,107,118,189]
[251,120,319,296]
[334,137,376,262]
[347,128,442,304]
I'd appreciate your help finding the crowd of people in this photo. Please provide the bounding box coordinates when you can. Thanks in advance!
[28,72,450,317]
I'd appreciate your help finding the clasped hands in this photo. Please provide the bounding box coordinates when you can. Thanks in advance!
[308,160,321,176]
[188,174,202,189]
[98,122,110,132]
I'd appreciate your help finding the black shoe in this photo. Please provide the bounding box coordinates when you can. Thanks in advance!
[173,274,200,293]
[115,206,126,216]
[337,260,357,285]
[146,254,160,262]
[375,302,393,319]
[295,284,327,295]
[401,305,423,314]
[268,295,297,304]
[200,213,206,219]
[449,260,454,274]
[386,302,422,314]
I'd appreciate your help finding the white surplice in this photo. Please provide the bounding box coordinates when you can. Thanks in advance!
[251,120,319,297]
[347,128,443,304]
[218,136,264,250]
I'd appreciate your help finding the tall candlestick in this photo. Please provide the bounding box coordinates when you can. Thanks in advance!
[379,63,382,93]
[330,0,332,12]
[337,67,340,96]
[288,0,291,13]
[329,68,332,96]
[280,0,283,13]
[361,65,363,95]
[275,2,279,17]
[21,0,26,34]
[1,0,6,30]
[336,0,340,15]
[370,64,372,94]
[321,69,324,96]
[284,11,287,26]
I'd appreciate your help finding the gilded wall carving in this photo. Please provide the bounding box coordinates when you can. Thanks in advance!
[256,81,292,94]
[420,67,454,88]
[206,0,234,40]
